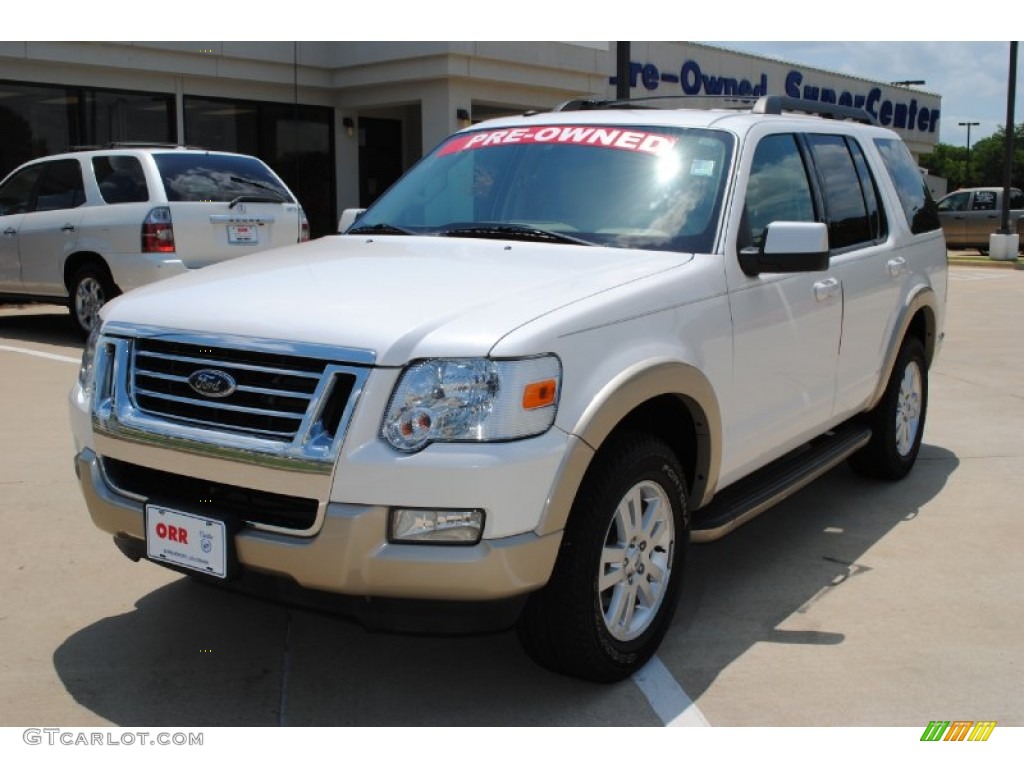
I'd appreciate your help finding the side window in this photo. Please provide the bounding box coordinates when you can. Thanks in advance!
[35,160,86,212]
[848,140,887,241]
[1010,189,1024,209]
[971,191,997,211]
[937,192,969,212]
[874,137,941,233]
[93,155,149,204]
[0,165,45,216]
[805,134,876,250]
[741,133,816,249]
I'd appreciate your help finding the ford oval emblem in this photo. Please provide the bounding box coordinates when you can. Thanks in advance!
[187,369,237,398]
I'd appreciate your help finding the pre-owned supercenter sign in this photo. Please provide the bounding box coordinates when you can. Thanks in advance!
[612,58,940,136]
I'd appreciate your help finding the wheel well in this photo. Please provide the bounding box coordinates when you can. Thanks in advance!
[603,394,705,505]
[64,252,113,293]
[907,306,936,366]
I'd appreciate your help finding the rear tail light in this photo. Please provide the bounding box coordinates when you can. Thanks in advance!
[299,208,310,242]
[142,207,175,253]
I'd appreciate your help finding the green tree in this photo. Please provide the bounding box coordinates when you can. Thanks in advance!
[919,143,968,189]
[921,123,1024,191]
[970,124,1024,189]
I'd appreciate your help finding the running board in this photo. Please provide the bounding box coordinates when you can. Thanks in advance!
[691,423,872,543]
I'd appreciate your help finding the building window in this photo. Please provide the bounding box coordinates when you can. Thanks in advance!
[83,90,176,147]
[0,80,174,180]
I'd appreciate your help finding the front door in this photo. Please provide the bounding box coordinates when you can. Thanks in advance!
[0,163,44,291]
[722,132,842,483]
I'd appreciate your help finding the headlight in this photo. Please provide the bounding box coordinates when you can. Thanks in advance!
[382,355,561,452]
[78,324,102,397]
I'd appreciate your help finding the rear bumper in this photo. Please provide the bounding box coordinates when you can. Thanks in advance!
[75,448,561,603]
[105,252,189,293]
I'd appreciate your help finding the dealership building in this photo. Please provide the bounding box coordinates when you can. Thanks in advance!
[0,41,942,238]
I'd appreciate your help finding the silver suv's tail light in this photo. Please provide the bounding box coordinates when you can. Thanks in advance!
[142,206,175,253]
[299,207,310,242]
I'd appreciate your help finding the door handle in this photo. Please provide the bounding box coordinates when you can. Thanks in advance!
[887,257,908,277]
[2,227,16,237]
[813,277,840,302]
[61,224,77,233]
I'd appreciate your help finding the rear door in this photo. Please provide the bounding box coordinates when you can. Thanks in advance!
[152,152,303,268]
[963,189,999,247]
[17,158,86,294]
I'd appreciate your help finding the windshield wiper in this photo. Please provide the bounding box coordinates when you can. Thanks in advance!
[228,193,286,208]
[347,222,416,236]
[227,176,289,204]
[437,223,593,246]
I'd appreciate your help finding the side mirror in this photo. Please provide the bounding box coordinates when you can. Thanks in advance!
[338,208,367,233]
[739,221,829,276]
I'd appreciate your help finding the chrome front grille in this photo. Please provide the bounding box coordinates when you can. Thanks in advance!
[91,324,375,474]
[131,337,340,441]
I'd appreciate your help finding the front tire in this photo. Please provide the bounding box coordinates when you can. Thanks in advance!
[849,335,928,480]
[69,264,118,338]
[517,433,688,683]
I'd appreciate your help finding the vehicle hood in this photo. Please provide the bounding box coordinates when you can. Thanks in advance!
[103,235,692,366]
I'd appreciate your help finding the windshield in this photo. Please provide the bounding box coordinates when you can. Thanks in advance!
[352,123,734,253]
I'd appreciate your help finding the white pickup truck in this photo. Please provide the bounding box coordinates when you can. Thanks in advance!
[70,96,947,682]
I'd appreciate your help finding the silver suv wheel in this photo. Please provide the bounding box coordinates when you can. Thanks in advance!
[600,479,675,642]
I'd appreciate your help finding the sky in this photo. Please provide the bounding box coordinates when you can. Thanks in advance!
[706,42,1022,151]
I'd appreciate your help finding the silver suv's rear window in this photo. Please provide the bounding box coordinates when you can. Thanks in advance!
[153,153,294,204]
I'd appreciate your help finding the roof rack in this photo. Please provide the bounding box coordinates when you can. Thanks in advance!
[104,142,213,150]
[551,97,640,112]
[69,142,211,152]
[548,94,877,126]
[752,96,877,125]
[551,94,756,113]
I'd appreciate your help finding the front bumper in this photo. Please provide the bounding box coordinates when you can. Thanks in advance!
[75,448,562,602]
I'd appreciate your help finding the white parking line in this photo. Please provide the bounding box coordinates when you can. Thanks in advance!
[633,655,711,726]
[948,269,1013,281]
[0,343,80,365]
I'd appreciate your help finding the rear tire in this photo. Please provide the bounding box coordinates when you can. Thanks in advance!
[849,335,928,480]
[517,433,688,682]
[69,263,118,338]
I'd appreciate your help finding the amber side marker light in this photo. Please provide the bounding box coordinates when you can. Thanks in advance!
[522,379,558,410]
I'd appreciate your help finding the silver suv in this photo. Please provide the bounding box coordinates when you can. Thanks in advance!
[0,145,309,336]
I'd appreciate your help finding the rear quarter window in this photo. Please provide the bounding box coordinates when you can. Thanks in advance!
[873,138,941,234]
[153,153,293,204]
[93,155,149,204]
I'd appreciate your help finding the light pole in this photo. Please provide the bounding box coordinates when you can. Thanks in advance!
[958,121,979,187]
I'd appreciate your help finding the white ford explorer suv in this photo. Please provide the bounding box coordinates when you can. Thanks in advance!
[70,97,947,682]
[0,145,309,336]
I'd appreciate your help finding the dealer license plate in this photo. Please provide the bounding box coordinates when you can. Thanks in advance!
[146,505,228,578]
[227,223,259,244]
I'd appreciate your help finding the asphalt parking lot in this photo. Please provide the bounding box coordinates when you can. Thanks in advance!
[0,260,1022,731]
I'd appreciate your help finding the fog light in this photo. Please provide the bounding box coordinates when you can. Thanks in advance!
[389,508,484,544]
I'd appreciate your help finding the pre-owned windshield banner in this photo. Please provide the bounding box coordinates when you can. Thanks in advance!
[439,126,678,156]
